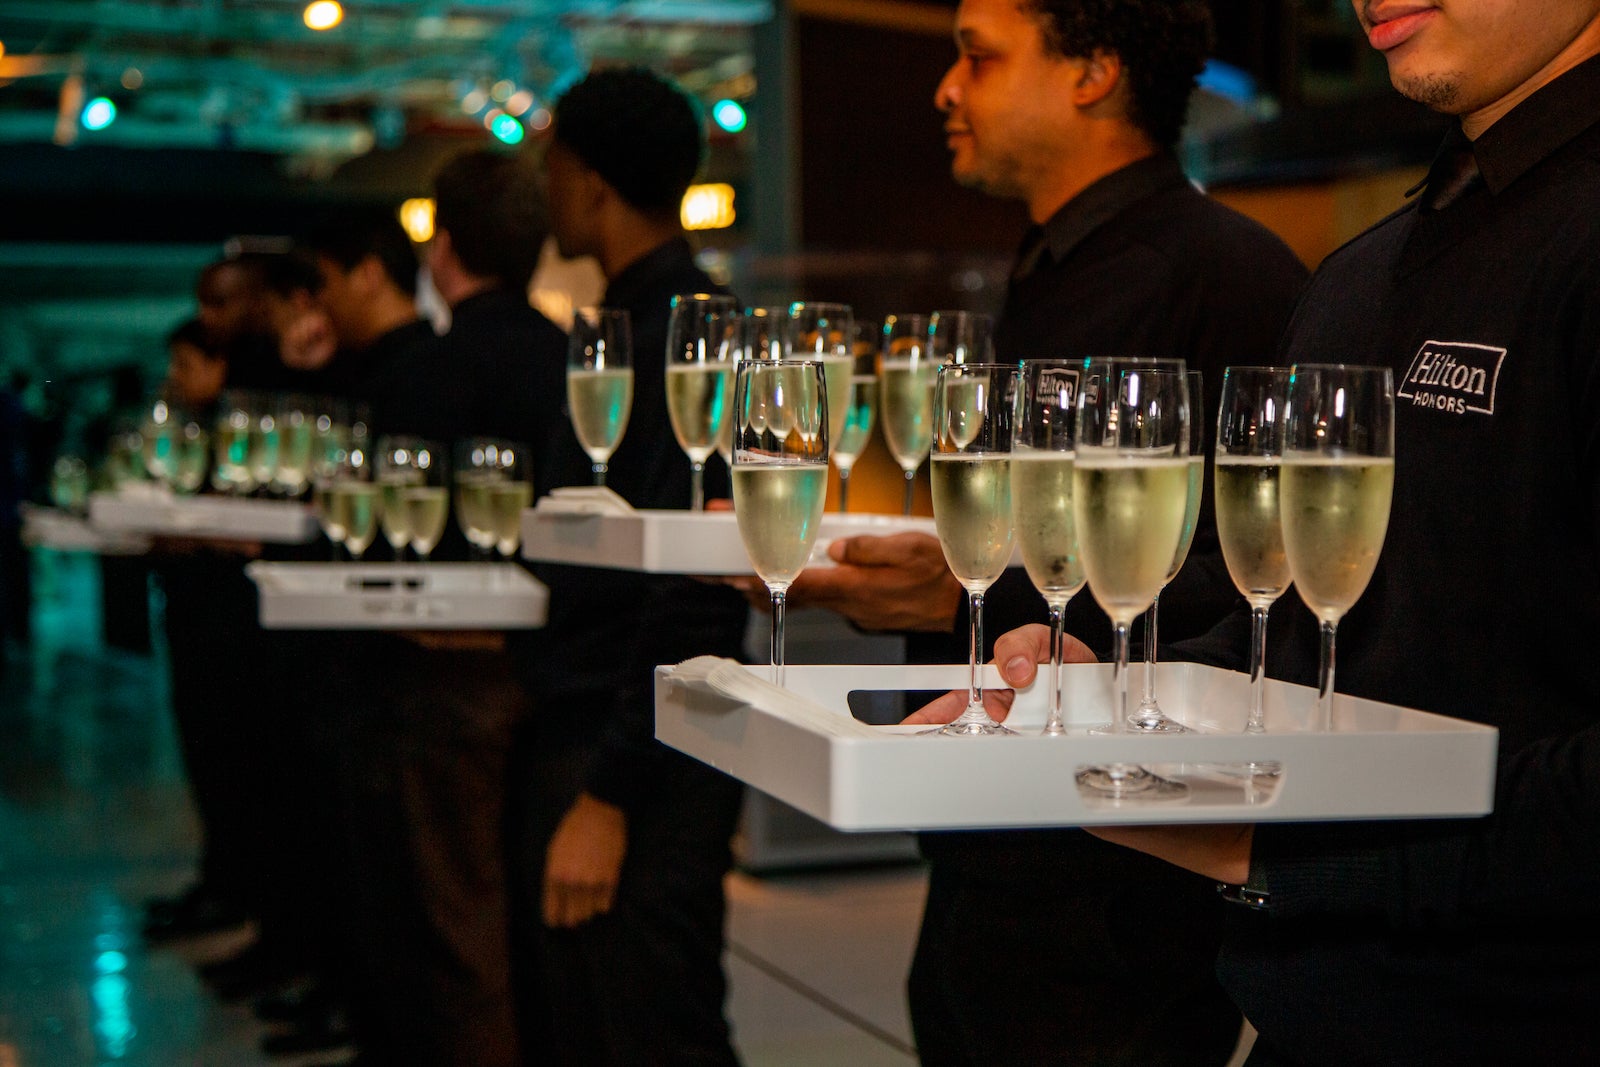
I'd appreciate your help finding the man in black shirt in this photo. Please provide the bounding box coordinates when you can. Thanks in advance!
[510,67,748,1066]
[975,1,1600,1062]
[789,2,1308,1064]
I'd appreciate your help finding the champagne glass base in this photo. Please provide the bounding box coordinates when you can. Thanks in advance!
[1040,722,1069,737]
[1075,765,1189,801]
[1217,761,1283,780]
[923,704,1016,737]
[1088,717,1190,736]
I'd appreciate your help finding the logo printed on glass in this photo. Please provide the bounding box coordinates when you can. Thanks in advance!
[1037,367,1079,409]
[1396,340,1505,416]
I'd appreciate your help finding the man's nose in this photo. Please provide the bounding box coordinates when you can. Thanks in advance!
[934,66,961,112]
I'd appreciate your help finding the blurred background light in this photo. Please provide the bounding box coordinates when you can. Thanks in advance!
[81,97,117,131]
[489,112,524,145]
[681,183,735,230]
[399,198,435,243]
[303,1,343,31]
[711,99,747,133]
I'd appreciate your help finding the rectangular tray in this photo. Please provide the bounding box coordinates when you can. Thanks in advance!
[20,504,152,555]
[655,662,1499,831]
[245,562,548,630]
[521,508,943,574]
[90,490,319,544]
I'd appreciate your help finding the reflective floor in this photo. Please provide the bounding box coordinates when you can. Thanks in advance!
[0,551,925,1065]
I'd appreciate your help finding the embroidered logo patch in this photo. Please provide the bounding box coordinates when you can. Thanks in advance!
[1396,340,1505,416]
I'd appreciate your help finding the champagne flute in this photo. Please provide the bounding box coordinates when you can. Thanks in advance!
[567,307,633,486]
[50,455,90,513]
[212,389,256,495]
[139,390,179,487]
[246,391,281,497]
[833,321,879,513]
[785,301,855,462]
[1074,359,1192,798]
[1215,366,1293,772]
[485,441,532,562]
[1281,364,1395,731]
[327,448,380,561]
[1012,360,1086,736]
[878,313,935,515]
[731,359,829,685]
[171,417,210,495]
[1134,370,1205,733]
[718,306,786,470]
[666,293,739,511]
[928,310,994,365]
[272,394,315,498]
[928,362,1019,737]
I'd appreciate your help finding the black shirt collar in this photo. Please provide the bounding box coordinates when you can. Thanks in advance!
[1031,153,1190,269]
[1466,51,1600,194]
[450,287,527,319]
[603,236,697,308]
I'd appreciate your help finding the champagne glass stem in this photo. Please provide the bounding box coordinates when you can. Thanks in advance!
[1317,619,1337,731]
[1138,593,1161,715]
[770,587,787,686]
[690,461,705,512]
[592,461,608,487]
[1043,603,1067,736]
[1110,620,1131,734]
[966,589,985,710]
[901,468,916,516]
[837,467,851,513]
[1246,605,1270,734]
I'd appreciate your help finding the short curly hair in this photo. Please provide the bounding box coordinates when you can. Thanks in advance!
[1025,0,1213,148]
[551,67,705,218]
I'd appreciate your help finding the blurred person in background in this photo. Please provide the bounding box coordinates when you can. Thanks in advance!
[511,66,749,1066]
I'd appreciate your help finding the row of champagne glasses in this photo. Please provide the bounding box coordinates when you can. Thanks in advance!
[915,360,1394,790]
[313,436,531,563]
[566,298,994,516]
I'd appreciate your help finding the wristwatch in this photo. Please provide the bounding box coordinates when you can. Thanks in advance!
[1217,859,1271,909]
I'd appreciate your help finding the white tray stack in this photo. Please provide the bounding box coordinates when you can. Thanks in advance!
[521,488,943,574]
[90,488,319,544]
[21,503,151,555]
[655,661,1499,831]
[246,562,548,630]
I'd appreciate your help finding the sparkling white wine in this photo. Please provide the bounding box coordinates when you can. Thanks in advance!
[314,480,344,543]
[666,362,733,462]
[732,461,829,587]
[833,375,877,469]
[1009,450,1084,606]
[1166,457,1205,581]
[1280,455,1394,623]
[454,475,499,550]
[379,474,421,550]
[941,377,985,450]
[568,368,634,462]
[248,419,280,488]
[930,453,1014,591]
[212,421,254,493]
[489,481,533,556]
[172,431,209,494]
[1214,456,1290,605]
[1072,455,1190,624]
[141,424,178,483]
[879,358,936,472]
[274,420,314,495]
[402,486,450,558]
[818,354,854,450]
[330,481,381,558]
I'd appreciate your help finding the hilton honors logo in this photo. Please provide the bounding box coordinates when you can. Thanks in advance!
[1397,340,1505,415]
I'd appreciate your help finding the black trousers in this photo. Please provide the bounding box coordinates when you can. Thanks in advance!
[330,636,527,1067]
[510,734,744,1067]
[910,829,1242,1067]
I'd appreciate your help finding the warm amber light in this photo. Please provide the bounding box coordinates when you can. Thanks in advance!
[399,198,435,244]
[681,184,736,231]
[304,1,343,31]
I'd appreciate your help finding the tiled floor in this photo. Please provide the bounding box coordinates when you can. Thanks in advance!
[0,551,926,1066]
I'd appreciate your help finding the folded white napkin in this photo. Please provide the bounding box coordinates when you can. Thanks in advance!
[535,486,635,516]
[668,657,881,739]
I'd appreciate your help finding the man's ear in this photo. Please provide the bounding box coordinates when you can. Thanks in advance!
[1073,48,1124,109]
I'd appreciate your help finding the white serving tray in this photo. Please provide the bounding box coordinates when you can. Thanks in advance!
[521,506,943,574]
[20,503,151,555]
[245,562,548,630]
[655,662,1499,831]
[90,488,319,544]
